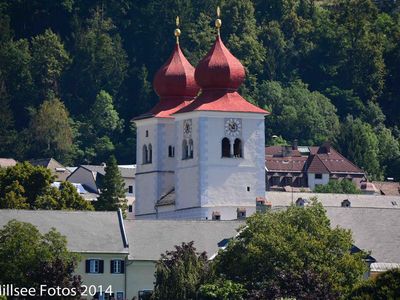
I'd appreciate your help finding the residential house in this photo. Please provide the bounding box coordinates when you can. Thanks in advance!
[372,181,400,196]
[265,142,366,191]
[30,158,71,181]
[67,165,136,218]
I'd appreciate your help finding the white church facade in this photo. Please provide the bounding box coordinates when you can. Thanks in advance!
[134,19,269,220]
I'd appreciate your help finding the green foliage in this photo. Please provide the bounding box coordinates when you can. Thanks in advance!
[153,241,209,300]
[199,279,246,300]
[349,268,400,299]
[0,220,80,294]
[0,162,93,210]
[31,29,70,98]
[0,0,399,176]
[59,181,94,211]
[29,97,73,161]
[214,201,367,298]
[95,155,127,214]
[336,117,382,179]
[314,180,361,194]
[261,80,340,145]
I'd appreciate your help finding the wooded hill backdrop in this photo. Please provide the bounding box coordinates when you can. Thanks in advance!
[0,0,399,180]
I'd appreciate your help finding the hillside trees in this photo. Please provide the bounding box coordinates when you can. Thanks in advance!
[29,98,73,161]
[0,0,398,176]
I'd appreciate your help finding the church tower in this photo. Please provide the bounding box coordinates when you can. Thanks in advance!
[172,8,269,220]
[134,18,199,218]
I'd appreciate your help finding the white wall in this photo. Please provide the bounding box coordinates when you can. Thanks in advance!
[308,173,330,190]
[126,261,156,299]
[135,118,176,218]
[173,111,266,220]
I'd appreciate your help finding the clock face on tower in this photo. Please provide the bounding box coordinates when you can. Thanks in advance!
[225,118,242,137]
[183,119,192,137]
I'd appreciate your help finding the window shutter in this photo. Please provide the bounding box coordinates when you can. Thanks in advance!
[99,260,104,273]
[85,260,90,273]
[121,261,125,274]
[110,260,114,274]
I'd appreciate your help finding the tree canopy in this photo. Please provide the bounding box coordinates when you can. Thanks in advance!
[0,162,93,210]
[214,201,367,299]
[0,0,399,179]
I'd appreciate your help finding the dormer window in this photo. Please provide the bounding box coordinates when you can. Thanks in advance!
[212,211,221,221]
[341,199,351,207]
[237,208,246,219]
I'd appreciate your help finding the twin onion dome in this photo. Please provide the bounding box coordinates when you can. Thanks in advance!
[148,9,268,118]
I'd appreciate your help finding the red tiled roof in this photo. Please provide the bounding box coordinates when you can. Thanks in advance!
[372,181,400,196]
[175,89,268,114]
[265,145,364,174]
[265,156,308,172]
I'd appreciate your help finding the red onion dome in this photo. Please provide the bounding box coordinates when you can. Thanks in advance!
[194,35,245,90]
[153,44,199,99]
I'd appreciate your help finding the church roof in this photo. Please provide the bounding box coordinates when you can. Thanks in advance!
[135,42,199,120]
[175,35,268,115]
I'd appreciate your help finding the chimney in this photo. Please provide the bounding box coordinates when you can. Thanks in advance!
[292,139,298,150]
[321,141,331,153]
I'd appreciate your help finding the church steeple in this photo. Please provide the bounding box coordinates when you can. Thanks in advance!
[175,8,268,115]
[151,17,199,118]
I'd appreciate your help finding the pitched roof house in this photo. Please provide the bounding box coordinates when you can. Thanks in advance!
[265,142,366,191]
[29,158,71,181]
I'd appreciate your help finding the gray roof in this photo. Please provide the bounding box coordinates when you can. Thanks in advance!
[124,220,243,261]
[326,207,400,264]
[0,210,128,254]
[79,165,136,178]
[267,191,400,209]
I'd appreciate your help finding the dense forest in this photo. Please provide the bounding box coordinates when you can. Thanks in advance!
[0,0,399,180]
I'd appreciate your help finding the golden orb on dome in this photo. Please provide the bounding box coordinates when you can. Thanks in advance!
[174,28,181,37]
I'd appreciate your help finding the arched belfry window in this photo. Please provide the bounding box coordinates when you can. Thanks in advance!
[142,145,148,164]
[234,138,243,158]
[182,140,188,160]
[148,144,152,163]
[222,138,231,157]
[188,139,194,158]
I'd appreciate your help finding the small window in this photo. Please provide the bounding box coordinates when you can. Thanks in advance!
[188,139,194,158]
[128,186,133,194]
[145,130,149,137]
[234,138,242,158]
[237,208,246,219]
[148,144,152,163]
[212,211,221,221]
[315,174,323,179]
[222,138,231,157]
[247,186,250,192]
[168,146,175,157]
[86,259,104,274]
[128,205,133,213]
[142,145,148,164]
[110,260,125,274]
[182,140,188,160]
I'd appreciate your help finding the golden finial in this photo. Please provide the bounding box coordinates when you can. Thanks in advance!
[174,16,181,44]
[215,6,222,36]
